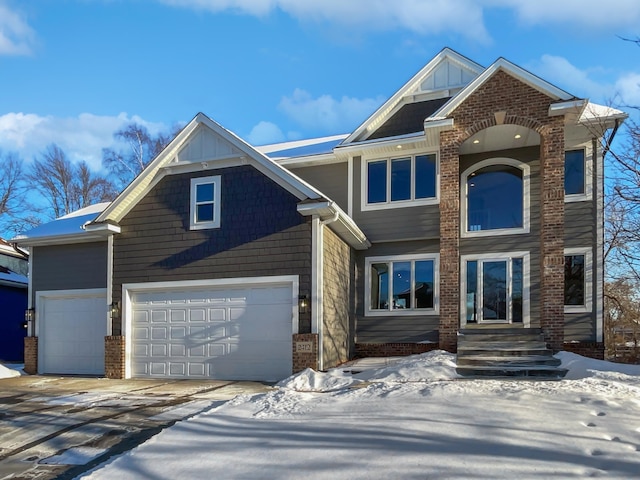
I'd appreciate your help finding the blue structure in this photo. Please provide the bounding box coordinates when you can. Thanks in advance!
[0,241,28,362]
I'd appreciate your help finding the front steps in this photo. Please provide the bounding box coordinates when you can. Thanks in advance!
[456,327,568,379]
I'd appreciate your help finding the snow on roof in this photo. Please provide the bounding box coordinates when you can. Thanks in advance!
[13,202,110,242]
[0,266,27,287]
[580,102,627,122]
[256,134,348,160]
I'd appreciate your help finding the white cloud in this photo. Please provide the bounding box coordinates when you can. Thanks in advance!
[493,0,640,31]
[615,73,640,107]
[528,55,609,100]
[159,0,491,43]
[0,2,36,55]
[0,112,168,171]
[246,120,286,145]
[279,88,383,134]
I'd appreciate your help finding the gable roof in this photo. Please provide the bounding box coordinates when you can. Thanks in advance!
[427,57,575,123]
[343,48,484,144]
[93,113,369,250]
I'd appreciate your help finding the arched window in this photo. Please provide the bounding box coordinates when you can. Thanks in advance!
[462,158,529,237]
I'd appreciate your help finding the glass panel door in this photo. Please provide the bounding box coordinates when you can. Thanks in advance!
[480,260,508,323]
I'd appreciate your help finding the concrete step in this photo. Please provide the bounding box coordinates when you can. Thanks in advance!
[456,365,568,379]
[458,341,549,351]
[456,355,562,367]
[459,333,545,343]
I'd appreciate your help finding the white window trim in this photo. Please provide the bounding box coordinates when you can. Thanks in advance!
[460,251,530,328]
[565,146,593,203]
[564,247,593,313]
[190,175,221,230]
[461,158,530,238]
[361,152,440,211]
[364,253,439,317]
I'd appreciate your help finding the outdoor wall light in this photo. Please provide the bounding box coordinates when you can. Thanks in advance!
[24,308,35,322]
[298,295,309,314]
[109,302,120,319]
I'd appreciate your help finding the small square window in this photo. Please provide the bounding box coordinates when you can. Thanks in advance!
[190,176,221,230]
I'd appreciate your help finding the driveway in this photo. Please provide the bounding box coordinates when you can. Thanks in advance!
[0,375,272,480]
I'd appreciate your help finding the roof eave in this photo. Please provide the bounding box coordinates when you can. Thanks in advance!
[297,201,370,250]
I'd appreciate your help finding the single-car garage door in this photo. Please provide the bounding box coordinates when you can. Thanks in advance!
[130,281,294,382]
[38,289,107,375]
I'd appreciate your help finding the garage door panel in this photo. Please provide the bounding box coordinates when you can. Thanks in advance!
[39,293,106,375]
[131,281,293,381]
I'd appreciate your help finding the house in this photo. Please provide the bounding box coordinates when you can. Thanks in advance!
[0,238,28,362]
[14,48,626,381]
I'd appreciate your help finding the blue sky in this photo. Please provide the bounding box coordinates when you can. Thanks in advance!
[1,0,639,172]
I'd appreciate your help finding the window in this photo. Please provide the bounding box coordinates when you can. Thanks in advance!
[190,176,221,230]
[565,149,585,196]
[365,154,437,208]
[461,252,530,326]
[564,248,592,312]
[461,158,529,237]
[365,254,439,316]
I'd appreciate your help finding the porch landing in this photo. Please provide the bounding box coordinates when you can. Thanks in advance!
[456,327,568,379]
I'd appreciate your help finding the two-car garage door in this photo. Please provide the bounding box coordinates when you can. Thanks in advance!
[129,281,294,382]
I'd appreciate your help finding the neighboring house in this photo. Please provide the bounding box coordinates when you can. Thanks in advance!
[0,238,28,362]
[14,48,626,381]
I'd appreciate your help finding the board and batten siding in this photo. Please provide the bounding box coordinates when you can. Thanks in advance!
[112,165,312,335]
[355,239,440,343]
[352,156,441,242]
[288,163,349,212]
[31,242,108,304]
[322,226,354,368]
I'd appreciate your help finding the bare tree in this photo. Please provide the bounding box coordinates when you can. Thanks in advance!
[102,123,177,189]
[28,144,117,220]
[0,150,27,238]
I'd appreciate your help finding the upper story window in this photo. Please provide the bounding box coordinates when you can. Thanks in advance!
[365,253,439,316]
[190,176,221,230]
[564,247,592,313]
[364,153,437,210]
[565,148,591,202]
[461,158,530,238]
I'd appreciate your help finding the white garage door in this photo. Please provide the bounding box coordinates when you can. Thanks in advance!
[38,290,107,375]
[130,282,294,382]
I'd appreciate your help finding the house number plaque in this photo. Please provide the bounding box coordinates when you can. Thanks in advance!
[295,341,313,353]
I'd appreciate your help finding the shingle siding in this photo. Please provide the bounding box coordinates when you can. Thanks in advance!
[32,242,107,304]
[112,165,312,335]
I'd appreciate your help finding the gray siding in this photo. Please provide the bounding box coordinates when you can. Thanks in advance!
[112,165,313,335]
[355,239,440,343]
[32,242,107,304]
[352,156,440,242]
[288,163,349,212]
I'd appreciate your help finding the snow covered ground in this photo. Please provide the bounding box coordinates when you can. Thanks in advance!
[0,363,22,378]
[71,352,640,478]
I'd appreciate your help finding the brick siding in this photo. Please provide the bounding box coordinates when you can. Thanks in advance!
[563,342,604,360]
[105,336,126,379]
[292,333,318,372]
[439,70,565,351]
[23,337,37,374]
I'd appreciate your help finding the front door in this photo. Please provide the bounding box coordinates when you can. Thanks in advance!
[463,254,526,326]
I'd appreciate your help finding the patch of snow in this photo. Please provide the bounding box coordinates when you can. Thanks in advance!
[79,352,640,480]
[58,202,111,219]
[13,203,110,241]
[0,268,27,285]
[0,363,20,378]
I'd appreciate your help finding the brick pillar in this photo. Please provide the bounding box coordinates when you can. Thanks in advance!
[24,337,38,374]
[540,121,565,351]
[292,333,318,373]
[438,131,460,352]
[105,336,126,379]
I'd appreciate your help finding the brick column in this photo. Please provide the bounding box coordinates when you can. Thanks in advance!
[292,333,318,372]
[540,121,565,351]
[24,337,38,374]
[105,336,126,379]
[438,131,460,352]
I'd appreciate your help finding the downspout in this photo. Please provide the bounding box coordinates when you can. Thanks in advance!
[603,119,621,159]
